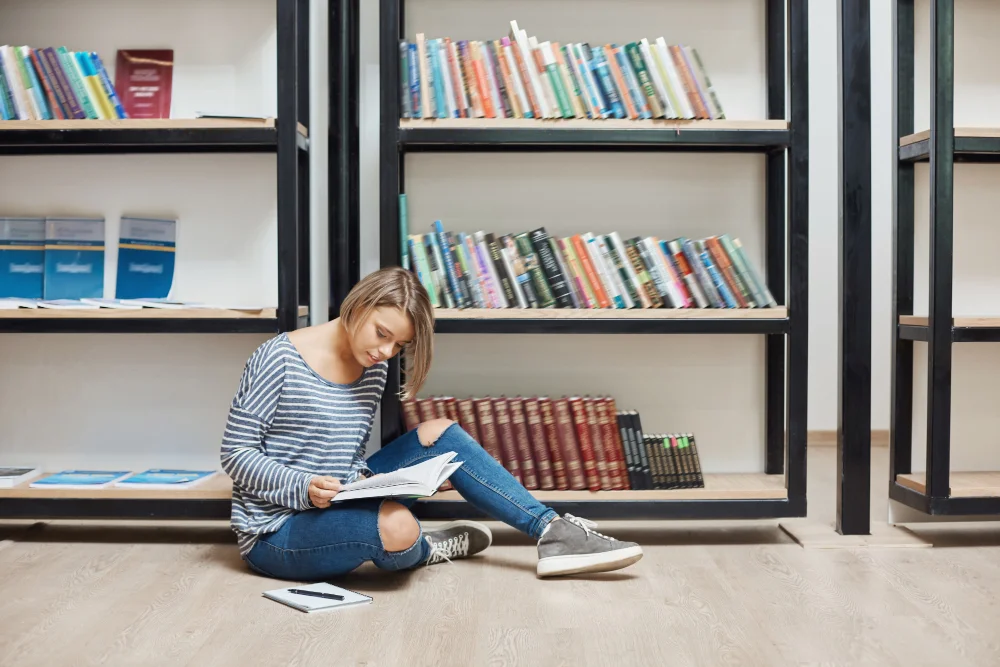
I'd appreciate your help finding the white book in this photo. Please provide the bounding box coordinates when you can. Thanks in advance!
[0,466,42,488]
[0,298,39,309]
[80,298,144,309]
[263,582,373,613]
[334,452,462,502]
[37,299,100,309]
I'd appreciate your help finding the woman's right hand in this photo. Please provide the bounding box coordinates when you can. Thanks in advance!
[308,476,342,508]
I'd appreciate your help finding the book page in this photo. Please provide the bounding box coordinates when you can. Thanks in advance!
[341,453,456,492]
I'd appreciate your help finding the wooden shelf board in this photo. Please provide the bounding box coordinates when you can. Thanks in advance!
[0,473,233,500]
[0,118,277,131]
[432,473,786,501]
[899,315,1000,327]
[0,306,307,320]
[900,127,1000,146]
[400,118,788,131]
[896,472,1000,498]
[0,472,784,502]
[435,307,787,320]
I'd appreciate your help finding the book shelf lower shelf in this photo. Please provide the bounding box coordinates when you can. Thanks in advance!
[0,118,309,154]
[896,472,1000,498]
[0,306,309,333]
[433,307,788,334]
[0,472,792,521]
[898,315,1000,342]
[891,471,1000,516]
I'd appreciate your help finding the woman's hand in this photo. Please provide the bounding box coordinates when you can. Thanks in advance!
[308,476,342,508]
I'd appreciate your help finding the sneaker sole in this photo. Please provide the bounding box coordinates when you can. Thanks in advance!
[430,520,493,550]
[536,545,643,578]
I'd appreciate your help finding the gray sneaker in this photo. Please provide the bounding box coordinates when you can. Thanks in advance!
[424,520,493,565]
[536,514,643,577]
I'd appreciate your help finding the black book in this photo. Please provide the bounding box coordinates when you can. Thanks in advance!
[529,227,575,308]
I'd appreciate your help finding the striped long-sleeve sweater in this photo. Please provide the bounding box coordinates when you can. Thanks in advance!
[220,333,388,557]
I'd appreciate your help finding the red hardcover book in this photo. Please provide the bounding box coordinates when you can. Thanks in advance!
[491,397,523,483]
[594,397,628,489]
[432,396,448,419]
[456,398,481,442]
[416,398,436,423]
[552,398,587,490]
[539,397,569,490]
[443,396,460,422]
[566,397,601,491]
[523,398,555,490]
[115,49,173,119]
[473,398,504,465]
[582,397,613,489]
[401,399,420,432]
[602,397,631,489]
[507,397,539,490]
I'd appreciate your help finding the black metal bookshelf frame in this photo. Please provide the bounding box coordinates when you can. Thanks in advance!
[0,0,311,336]
[0,0,333,521]
[378,0,810,521]
[889,0,1000,516]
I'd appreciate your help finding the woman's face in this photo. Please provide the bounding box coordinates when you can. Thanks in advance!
[350,306,414,368]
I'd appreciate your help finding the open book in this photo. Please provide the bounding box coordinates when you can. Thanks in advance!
[334,452,462,502]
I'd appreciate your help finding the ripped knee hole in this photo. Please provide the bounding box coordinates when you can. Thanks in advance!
[417,418,455,446]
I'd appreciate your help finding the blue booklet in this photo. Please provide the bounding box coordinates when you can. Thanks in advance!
[115,217,176,299]
[44,217,105,300]
[30,470,131,488]
[0,217,45,299]
[115,469,216,489]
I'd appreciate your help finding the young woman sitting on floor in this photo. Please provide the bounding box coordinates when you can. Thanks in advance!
[220,266,643,580]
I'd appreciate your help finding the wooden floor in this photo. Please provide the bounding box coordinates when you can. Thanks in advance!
[2,447,1000,666]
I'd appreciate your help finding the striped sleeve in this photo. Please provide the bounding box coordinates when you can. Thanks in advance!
[220,343,313,511]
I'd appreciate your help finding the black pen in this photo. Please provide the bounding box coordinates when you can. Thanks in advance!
[288,588,344,601]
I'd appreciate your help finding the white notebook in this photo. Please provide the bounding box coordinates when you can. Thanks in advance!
[334,451,462,502]
[263,582,372,613]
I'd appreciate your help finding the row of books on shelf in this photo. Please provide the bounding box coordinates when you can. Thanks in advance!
[400,21,725,122]
[1,46,172,121]
[1,44,126,121]
[0,467,217,489]
[403,394,704,492]
[0,216,175,301]
[402,213,775,311]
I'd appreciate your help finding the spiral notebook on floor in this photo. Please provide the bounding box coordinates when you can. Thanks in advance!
[334,451,463,501]
[263,582,373,613]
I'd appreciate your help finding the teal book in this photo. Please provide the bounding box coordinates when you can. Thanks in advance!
[0,217,45,299]
[30,470,131,488]
[43,217,105,300]
[115,217,176,299]
[115,469,216,489]
[399,194,409,270]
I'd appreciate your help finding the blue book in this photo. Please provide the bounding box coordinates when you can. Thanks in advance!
[30,470,131,488]
[115,217,176,299]
[43,217,105,300]
[0,217,45,299]
[115,469,217,489]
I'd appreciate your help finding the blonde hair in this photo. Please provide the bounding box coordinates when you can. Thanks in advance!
[339,266,434,400]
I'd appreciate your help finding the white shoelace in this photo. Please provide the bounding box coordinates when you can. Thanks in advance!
[425,531,470,565]
[564,514,617,541]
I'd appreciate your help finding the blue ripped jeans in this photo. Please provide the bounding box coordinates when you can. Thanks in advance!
[245,423,559,581]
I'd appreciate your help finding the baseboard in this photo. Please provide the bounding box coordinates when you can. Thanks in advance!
[807,430,889,447]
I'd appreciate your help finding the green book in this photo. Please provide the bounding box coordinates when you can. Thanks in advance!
[399,194,409,270]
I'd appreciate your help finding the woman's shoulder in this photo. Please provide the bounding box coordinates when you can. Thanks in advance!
[245,333,297,375]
